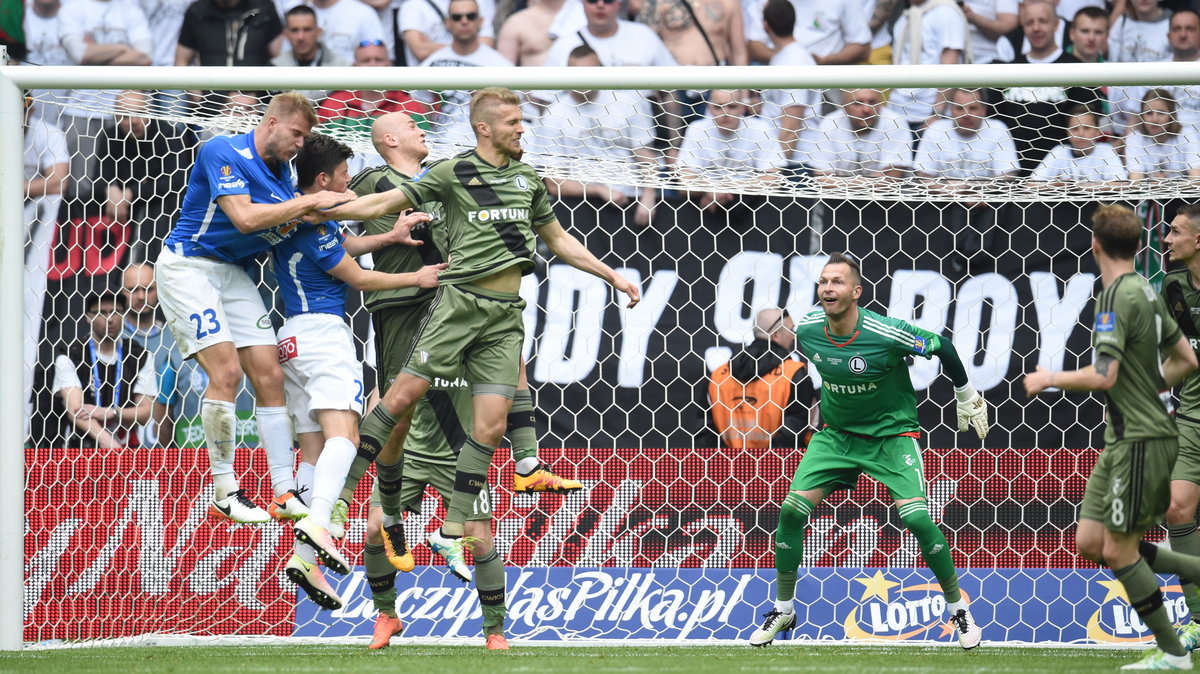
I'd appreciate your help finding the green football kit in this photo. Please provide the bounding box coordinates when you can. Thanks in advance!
[395,150,555,392]
[1081,272,1182,533]
[1162,268,1200,486]
[766,306,965,617]
[790,306,942,500]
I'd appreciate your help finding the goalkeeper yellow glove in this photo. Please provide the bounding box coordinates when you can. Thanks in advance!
[955,384,989,439]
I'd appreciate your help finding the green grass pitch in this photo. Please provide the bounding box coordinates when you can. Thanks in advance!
[0,645,1152,673]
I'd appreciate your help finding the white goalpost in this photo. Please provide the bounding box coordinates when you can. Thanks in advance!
[6,59,1200,651]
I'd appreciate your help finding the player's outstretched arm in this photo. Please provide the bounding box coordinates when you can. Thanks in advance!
[343,210,432,256]
[538,219,641,308]
[321,189,414,223]
[327,255,447,291]
[1163,334,1200,388]
[217,191,356,234]
[931,339,989,439]
[1024,357,1120,397]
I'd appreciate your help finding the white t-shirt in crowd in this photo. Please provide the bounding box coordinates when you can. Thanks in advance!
[677,115,788,179]
[543,19,677,67]
[24,118,70,182]
[547,0,586,40]
[963,0,1017,64]
[761,41,820,160]
[527,90,656,198]
[399,0,496,67]
[23,3,74,125]
[311,0,388,64]
[58,0,154,119]
[138,0,192,66]
[860,0,892,50]
[914,117,1019,178]
[1125,130,1200,178]
[807,108,914,174]
[53,346,158,445]
[1030,143,1128,181]
[889,3,967,122]
[417,43,514,149]
[1108,12,1173,63]
[744,0,871,58]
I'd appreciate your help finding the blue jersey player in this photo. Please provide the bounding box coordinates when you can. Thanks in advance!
[156,92,356,524]
[272,133,443,610]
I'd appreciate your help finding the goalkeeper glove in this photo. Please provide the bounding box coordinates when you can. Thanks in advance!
[955,384,989,439]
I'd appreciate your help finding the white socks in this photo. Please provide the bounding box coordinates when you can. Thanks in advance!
[202,399,238,500]
[256,406,296,496]
[515,457,540,474]
[295,461,315,505]
[294,460,317,563]
[775,599,794,614]
[309,436,357,525]
[946,599,970,616]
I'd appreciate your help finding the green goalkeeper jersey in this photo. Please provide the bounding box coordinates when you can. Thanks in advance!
[350,164,445,312]
[794,307,941,437]
[1161,268,1200,424]
[396,150,556,286]
[1095,272,1182,443]
[406,375,474,466]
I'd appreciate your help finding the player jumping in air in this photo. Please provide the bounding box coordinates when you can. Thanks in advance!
[322,87,640,583]
[1026,205,1200,670]
[360,376,510,650]
[271,133,444,610]
[750,252,989,649]
[330,111,584,576]
[156,92,354,523]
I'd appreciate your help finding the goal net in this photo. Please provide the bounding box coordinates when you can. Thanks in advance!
[11,64,1200,647]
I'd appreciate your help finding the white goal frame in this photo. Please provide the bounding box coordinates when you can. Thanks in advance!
[3,58,1200,651]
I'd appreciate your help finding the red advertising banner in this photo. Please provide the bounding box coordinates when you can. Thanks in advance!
[24,445,1097,641]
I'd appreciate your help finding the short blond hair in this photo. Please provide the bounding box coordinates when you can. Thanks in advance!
[264,91,318,128]
[469,87,521,130]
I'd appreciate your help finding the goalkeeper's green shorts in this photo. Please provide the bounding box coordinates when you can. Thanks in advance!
[789,428,927,501]
[1173,420,1200,486]
[1080,436,1176,533]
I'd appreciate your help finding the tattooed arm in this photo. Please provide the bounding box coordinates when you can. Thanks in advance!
[1023,354,1120,397]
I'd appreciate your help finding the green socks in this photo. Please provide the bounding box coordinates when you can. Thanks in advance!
[1116,557,1186,656]
[475,547,507,636]
[898,500,962,604]
[444,435,497,535]
[508,390,538,465]
[1168,522,1200,622]
[774,492,813,603]
[365,542,398,618]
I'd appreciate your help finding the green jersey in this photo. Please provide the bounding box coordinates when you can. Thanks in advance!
[1161,268,1200,424]
[794,307,941,437]
[1095,272,1182,443]
[397,150,556,286]
[406,375,474,466]
[350,164,444,312]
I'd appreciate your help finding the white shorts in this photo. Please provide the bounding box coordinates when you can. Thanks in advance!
[278,313,364,434]
[156,248,276,359]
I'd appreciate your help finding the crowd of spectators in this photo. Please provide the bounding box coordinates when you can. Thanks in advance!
[15,0,1200,447]
[17,0,1200,199]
